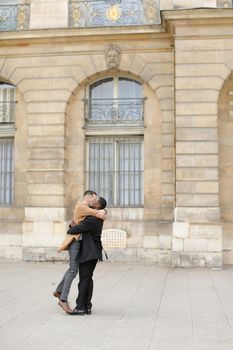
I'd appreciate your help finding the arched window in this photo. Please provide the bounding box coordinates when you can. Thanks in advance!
[85,77,144,207]
[0,82,16,206]
[86,77,143,123]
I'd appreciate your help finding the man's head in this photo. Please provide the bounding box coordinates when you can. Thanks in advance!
[83,190,97,206]
[95,197,107,210]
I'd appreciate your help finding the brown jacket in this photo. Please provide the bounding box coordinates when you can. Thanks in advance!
[58,203,99,252]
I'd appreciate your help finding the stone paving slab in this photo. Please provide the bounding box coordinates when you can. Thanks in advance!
[0,261,233,349]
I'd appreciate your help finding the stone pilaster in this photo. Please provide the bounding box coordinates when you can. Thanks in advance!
[167,12,232,267]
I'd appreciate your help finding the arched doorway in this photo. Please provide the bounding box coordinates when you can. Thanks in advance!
[219,72,233,264]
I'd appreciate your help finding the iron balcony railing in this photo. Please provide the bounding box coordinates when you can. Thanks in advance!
[69,0,161,27]
[84,98,145,124]
[0,102,15,124]
[0,4,30,31]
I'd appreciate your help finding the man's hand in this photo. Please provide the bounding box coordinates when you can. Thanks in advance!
[69,219,76,228]
[96,209,107,220]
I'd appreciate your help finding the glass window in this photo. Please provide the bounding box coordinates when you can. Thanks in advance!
[0,82,15,206]
[87,77,143,122]
[0,138,14,205]
[0,82,15,124]
[118,77,141,99]
[118,139,143,206]
[90,78,114,99]
[85,76,144,207]
[87,137,143,207]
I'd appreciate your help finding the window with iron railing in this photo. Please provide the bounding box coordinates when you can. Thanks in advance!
[84,77,144,125]
[85,77,144,207]
[0,82,15,206]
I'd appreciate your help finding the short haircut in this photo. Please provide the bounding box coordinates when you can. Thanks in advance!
[98,197,107,209]
[83,190,97,197]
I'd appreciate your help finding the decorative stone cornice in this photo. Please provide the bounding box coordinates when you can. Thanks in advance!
[162,7,233,21]
[162,8,233,36]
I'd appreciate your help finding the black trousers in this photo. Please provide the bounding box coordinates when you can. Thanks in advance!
[76,259,98,310]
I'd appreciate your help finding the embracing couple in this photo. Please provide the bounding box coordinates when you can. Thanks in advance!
[54,190,107,315]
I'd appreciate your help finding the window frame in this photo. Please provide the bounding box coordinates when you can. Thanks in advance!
[0,82,16,207]
[84,76,144,125]
[0,137,14,206]
[86,135,144,207]
[84,75,145,208]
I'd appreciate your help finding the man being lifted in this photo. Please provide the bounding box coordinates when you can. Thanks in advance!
[53,190,106,314]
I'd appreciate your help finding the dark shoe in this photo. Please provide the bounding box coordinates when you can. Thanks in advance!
[69,307,85,316]
[58,300,74,314]
[53,291,61,299]
[85,308,92,315]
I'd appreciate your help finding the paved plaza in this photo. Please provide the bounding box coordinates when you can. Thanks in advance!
[0,261,233,350]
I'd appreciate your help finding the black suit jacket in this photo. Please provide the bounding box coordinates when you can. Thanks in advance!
[67,216,103,263]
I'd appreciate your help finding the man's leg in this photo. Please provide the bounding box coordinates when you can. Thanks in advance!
[55,270,68,297]
[75,259,97,312]
[59,240,80,301]
[55,240,80,314]
[86,274,94,313]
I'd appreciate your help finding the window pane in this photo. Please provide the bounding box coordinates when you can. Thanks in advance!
[118,140,143,206]
[87,77,143,122]
[118,78,141,99]
[0,138,14,205]
[90,78,113,99]
[0,82,15,124]
[88,139,114,205]
[87,137,143,207]
[89,78,114,120]
[118,78,142,121]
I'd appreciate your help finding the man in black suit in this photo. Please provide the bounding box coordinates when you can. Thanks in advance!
[67,196,107,315]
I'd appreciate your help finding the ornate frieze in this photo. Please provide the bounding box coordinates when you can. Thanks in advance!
[69,0,161,27]
[0,5,30,31]
[17,5,30,30]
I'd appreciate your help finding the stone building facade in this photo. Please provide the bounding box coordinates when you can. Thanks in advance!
[0,0,233,267]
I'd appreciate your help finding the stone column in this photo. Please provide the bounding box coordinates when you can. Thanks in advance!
[18,57,75,261]
[171,19,224,267]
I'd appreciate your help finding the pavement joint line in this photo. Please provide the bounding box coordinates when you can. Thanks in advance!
[188,269,197,350]
[207,268,233,336]
[148,266,170,349]
[1,262,233,350]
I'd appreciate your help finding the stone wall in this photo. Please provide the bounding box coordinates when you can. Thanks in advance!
[0,7,233,266]
[0,24,175,263]
[163,9,233,266]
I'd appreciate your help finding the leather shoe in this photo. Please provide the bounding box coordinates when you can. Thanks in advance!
[53,291,61,299]
[58,300,74,314]
[85,308,92,315]
[69,307,85,316]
